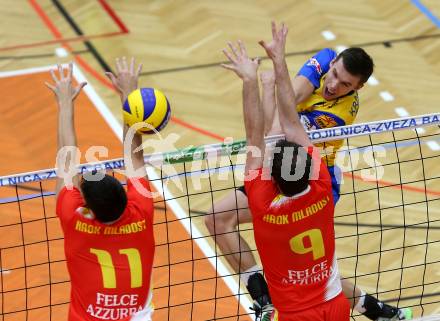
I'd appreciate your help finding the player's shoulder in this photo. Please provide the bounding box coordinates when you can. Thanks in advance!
[314,48,337,63]
[56,186,83,211]
[245,169,278,211]
[298,48,337,88]
[126,177,154,221]
[308,48,337,72]
[308,162,332,199]
[126,177,151,199]
[57,185,81,199]
[56,186,87,226]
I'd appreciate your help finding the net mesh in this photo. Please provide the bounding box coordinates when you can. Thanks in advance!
[0,116,440,321]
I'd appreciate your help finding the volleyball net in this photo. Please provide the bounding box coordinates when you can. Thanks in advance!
[0,113,439,321]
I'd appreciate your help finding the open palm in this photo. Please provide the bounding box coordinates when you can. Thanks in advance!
[259,21,289,62]
[221,40,260,81]
[45,63,87,106]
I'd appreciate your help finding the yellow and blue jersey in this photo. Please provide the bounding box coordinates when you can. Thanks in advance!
[296,48,360,167]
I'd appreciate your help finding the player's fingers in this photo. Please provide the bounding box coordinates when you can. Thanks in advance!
[281,22,288,38]
[78,82,87,92]
[50,69,59,83]
[105,72,122,92]
[227,41,239,58]
[130,57,135,74]
[222,48,236,63]
[105,72,119,90]
[271,21,277,39]
[253,57,261,65]
[122,56,128,70]
[258,40,268,51]
[136,63,143,76]
[57,64,64,80]
[63,64,70,80]
[45,82,56,92]
[76,82,87,92]
[67,62,73,79]
[104,71,114,80]
[73,82,87,99]
[220,63,236,71]
[115,57,122,72]
[238,40,247,57]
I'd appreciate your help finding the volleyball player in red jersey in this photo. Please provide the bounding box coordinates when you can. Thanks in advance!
[217,23,411,321]
[47,58,155,321]
[221,23,349,320]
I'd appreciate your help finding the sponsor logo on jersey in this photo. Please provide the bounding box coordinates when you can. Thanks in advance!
[282,259,334,285]
[314,114,337,128]
[300,115,316,130]
[76,207,94,220]
[307,58,322,75]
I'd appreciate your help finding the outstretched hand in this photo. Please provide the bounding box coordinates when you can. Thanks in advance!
[105,57,143,99]
[221,40,260,81]
[45,63,86,105]
[259,21,288,63]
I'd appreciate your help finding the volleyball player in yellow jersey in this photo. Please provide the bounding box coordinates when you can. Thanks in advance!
[206,37,412,321]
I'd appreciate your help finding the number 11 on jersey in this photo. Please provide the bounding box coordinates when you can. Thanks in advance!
[90,248,143,289]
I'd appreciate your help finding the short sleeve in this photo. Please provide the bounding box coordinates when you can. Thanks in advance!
[244,168,278,216]
[56,187,84,224]
[126,177,154,221]
[296,48,337,89]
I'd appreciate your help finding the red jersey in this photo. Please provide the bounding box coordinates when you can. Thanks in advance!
[56,178,155,321]
[244,149,342,314]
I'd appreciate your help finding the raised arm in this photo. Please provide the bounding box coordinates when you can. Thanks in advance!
[260,70,278,135]
[46,63,87,197]
[259,22,312,147]
[292,76,315,106]
[221,41,264,174]
[106,57,146,179]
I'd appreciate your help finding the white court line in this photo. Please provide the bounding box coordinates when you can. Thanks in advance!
[380,91,395,102]
[321,30,336,41]
[184,30,223,54]
[367,75,379,86]
[55,47,69,57]
[395,107,410,117]
[415,127,426,135]
[426,141,440,151]
[0,65,54,78]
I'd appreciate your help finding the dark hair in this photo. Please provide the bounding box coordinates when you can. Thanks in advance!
[80,174,127,223]
[335,47,374,84]
[271,140,313,196]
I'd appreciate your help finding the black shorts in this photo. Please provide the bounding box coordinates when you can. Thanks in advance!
[236,185,246,196]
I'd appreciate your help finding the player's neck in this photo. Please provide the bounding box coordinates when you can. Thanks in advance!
[102,216,122,225]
